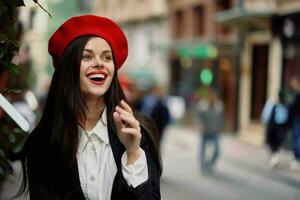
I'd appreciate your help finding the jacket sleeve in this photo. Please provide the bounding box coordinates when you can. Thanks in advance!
[111,124,161,200]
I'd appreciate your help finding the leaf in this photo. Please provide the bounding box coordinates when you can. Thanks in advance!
[12,141,25,154]
[3,0,25,7]
[0,149,5,157]
[0,162,13,175]
[3,88,22,93]
[9,63,20,76]
[9,40,19,52]
[0,45,7,59]
[8,133,16,143]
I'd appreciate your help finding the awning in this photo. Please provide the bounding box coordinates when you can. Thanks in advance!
[215,7,275,25]
[177,43,218,59]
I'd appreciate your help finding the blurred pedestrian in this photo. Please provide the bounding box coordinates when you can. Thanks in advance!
[289,74,300,169]
[148,86,171,143]
[197,87,223,173]
[136,86,171,144]
[261,90,289,168]
[18,15,161,200]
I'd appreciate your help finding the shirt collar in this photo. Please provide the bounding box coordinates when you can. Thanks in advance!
[77,107,109,154]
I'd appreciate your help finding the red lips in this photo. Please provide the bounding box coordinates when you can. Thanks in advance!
[86,70,109,85]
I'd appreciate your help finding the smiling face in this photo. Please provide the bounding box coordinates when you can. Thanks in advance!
[80,37,115,99]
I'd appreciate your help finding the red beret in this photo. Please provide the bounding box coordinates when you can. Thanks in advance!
[48,15,128,70]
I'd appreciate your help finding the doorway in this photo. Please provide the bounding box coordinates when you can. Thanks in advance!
[251,44,269,120]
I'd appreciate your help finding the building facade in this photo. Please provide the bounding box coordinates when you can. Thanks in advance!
[18,0,49,97]
[168,0,237,131]
[274,0,300,90]
[216,0,300,145]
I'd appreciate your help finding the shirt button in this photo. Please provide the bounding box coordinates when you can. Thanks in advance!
[90,176,95,181]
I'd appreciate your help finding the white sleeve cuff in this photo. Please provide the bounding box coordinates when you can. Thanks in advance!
[121,149,149,188]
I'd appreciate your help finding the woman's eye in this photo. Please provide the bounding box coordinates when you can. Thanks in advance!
[82,54,92,61]
[104,55,113,61]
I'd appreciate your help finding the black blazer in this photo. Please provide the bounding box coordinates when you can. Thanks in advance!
[25,123,161,200]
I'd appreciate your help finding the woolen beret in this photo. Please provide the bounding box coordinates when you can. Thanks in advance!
[48,15,128,70]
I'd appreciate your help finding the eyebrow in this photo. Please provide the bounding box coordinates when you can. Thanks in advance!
[83,49,112,54]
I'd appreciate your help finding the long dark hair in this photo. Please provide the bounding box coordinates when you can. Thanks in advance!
[17,35,162,197]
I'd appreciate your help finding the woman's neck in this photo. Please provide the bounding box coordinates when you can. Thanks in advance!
[80,96,105,131]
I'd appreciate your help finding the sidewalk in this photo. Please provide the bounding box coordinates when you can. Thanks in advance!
[222,133,300,188]
[163,124,300,188]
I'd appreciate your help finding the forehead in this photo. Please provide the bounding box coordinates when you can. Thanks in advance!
[84,37,112,51]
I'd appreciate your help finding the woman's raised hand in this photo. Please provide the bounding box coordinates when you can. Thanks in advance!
[113,100,142,164]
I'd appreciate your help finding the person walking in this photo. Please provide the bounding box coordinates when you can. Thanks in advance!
[197,87,223,173]
[138,86,171,143]
[261,91,289,168]
[18,15,162,200]
[289,74,300,169]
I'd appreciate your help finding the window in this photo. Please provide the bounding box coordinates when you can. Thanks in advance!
[174,10,184,38]
[193,6,205,36]
[215,0,231,12]
[215,0,231,35]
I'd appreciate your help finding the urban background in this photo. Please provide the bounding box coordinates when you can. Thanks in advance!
[1,0,300,199]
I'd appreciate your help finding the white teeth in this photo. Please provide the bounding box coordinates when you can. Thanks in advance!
[88,74,105,79]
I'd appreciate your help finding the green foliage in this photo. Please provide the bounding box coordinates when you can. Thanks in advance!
[0,1,20,75]
[0,0,24,182]
[0,0,49,182]
[0,124,27,180]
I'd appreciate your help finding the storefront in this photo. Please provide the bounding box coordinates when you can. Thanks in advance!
[273,12,300,90]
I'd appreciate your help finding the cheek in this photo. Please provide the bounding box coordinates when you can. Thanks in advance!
[79,63,89,83]
[109,62,115,74]
[108,64,115,80]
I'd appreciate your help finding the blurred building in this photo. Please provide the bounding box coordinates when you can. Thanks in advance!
[273,0,300,88]
[216,0,300,145]
[168,0,237,131]
[18,0,49,97]
[94,0,170,89]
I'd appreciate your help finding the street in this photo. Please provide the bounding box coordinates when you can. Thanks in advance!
[160,125,300,200]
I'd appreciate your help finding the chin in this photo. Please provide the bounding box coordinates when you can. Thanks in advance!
[90,90,107,97]
[82,88,108,98]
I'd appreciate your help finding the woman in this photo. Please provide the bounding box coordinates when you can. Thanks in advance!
[19,15,162,200]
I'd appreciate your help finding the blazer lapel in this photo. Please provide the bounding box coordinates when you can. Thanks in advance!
[108,123,125,171]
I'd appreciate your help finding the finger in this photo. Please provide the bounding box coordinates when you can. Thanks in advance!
[119,114,140,130]
[113,111,123,131]
[120,127,141,138]
[115,106,133,128]
[120,100,133,114]
[115,105,131,116]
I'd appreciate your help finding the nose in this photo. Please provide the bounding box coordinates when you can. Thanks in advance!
[92,57,104,69]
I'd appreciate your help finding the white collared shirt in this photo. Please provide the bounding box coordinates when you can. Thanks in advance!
[77,108,148,200]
